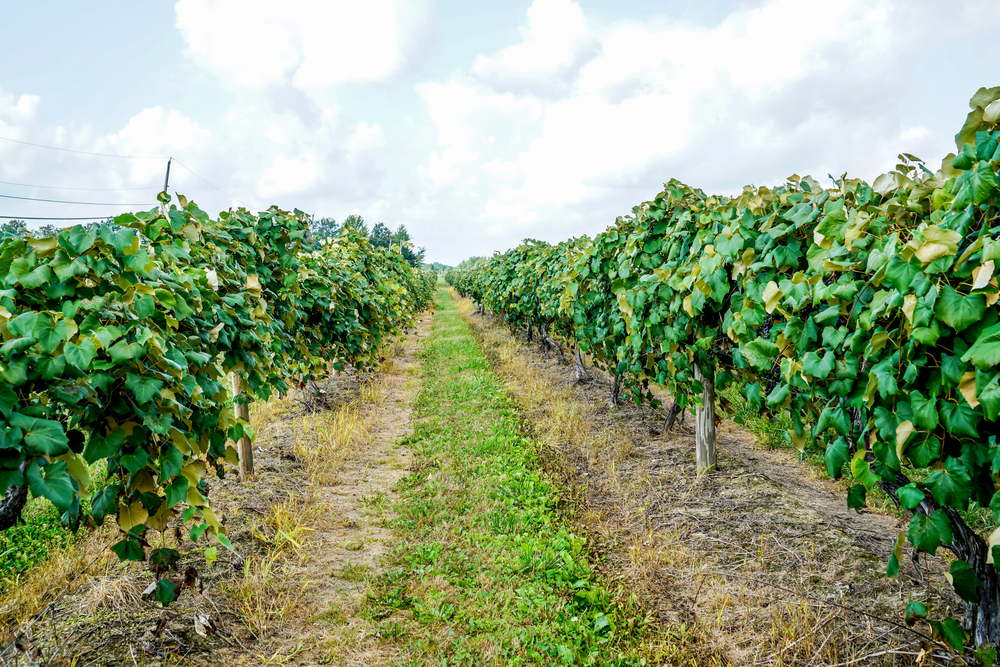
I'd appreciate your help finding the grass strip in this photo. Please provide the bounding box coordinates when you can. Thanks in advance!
[365,286,660,666]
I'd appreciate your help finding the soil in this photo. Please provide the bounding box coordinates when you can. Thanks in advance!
[5,314,430,667]
[461,305,964,665]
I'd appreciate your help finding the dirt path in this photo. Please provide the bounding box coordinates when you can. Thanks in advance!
[456,292,961,665]
[274,313,431,666]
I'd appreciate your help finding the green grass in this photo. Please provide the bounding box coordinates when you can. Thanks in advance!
[365,286,663,666]
[0,498,76,588]
[0,460,106,590]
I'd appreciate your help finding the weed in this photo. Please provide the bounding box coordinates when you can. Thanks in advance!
[222,553,310,638]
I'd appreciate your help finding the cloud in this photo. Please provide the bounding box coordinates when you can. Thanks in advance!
[471,0,599,97]
[416,0,1000,255]
[174,0,431,92]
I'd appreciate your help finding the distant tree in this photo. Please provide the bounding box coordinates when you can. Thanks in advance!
[342,214,368,236]
[456,256,487,271]
[369,222,393,249]
[0,220,28,238]
[310,217,340,241]
[426,262,452,272]
[36,224,62,237]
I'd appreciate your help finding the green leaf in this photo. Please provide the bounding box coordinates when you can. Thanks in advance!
[59,225,97,255]
[949,559,981,604]
[64,338,97,369]
[741,339,778,371]
[159,445,183,480]
[963,322,1000,370]
[165,476,189,508]
[905,600,928,626]
[846,484,867,512]
[969,161,998,205]
[930,617,968,650]
[979,374,1000,421]
[9,412,69,455]
[18,264,52,289]
[897,484,925,510]
[924,458,972,507]
[7,312,38,338]
[906,434,942,468]
[802,350,835,379]
[935,285,986,333]
[909,391,939,431]
[125,373,163,405]
[91,484,119,524]
[83,429,127,464]
[154,578,180,606]
[31,314,68,354]
[940,400,981,438]
[907,509,953,554]
[825,436,850,479]
[108,340,147,364]
[817,407,850,436]
[110,536,146,562]
[885,255,920,290]
[25,459,76,511]
[850,450,878,490]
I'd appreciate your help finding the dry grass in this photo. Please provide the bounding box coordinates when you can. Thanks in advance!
[77,573,144,615]
[454,288,949,666]
[292,400,367,483]
[222,552,312,639]
[0,525,119,642]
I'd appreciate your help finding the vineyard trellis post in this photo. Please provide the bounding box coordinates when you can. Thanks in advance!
[693,363,716,473]
[230,373,254,479]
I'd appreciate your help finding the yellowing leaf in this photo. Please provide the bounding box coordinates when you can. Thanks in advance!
[973,260,995,291]
[209,323,224,343]
[182,223,200,242]
[187,485,208,507]
[985,99,1000,124]
[896,420,915,454]
[763,281,783,314]
[181,461,207,486]
[205,269,219,291]
[682,295,694,317]
[989,527,1000,565]
[915,225,961,263]
[790,429,805,452]
[146,501,173,532]
[246,275,262,294]
[118,501,149,531]
[59,452,91,496]
[902,294,918,325]
[27,236,58,256]
[960,371,980,408]
[202,507,221,530]
[864,374,878,407]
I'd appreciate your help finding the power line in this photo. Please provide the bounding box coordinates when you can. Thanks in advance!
[0,135,166,159]
[173,160,247,207]
[0,193,151,206]
[0,179,158,192]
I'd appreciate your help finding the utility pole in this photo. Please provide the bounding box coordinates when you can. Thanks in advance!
[163,157,172,193]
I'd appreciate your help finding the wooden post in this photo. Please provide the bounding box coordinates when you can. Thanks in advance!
[693,364,717,474]
[231,373,253,479]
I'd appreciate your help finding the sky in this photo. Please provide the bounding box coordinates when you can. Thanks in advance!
[0,0,999,265]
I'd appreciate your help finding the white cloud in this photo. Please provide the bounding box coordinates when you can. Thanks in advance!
[174,0,430,91]
[471,0,597,96]
[345,122,385,158]
[417,0,1000,248]
[258,152,318,197]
